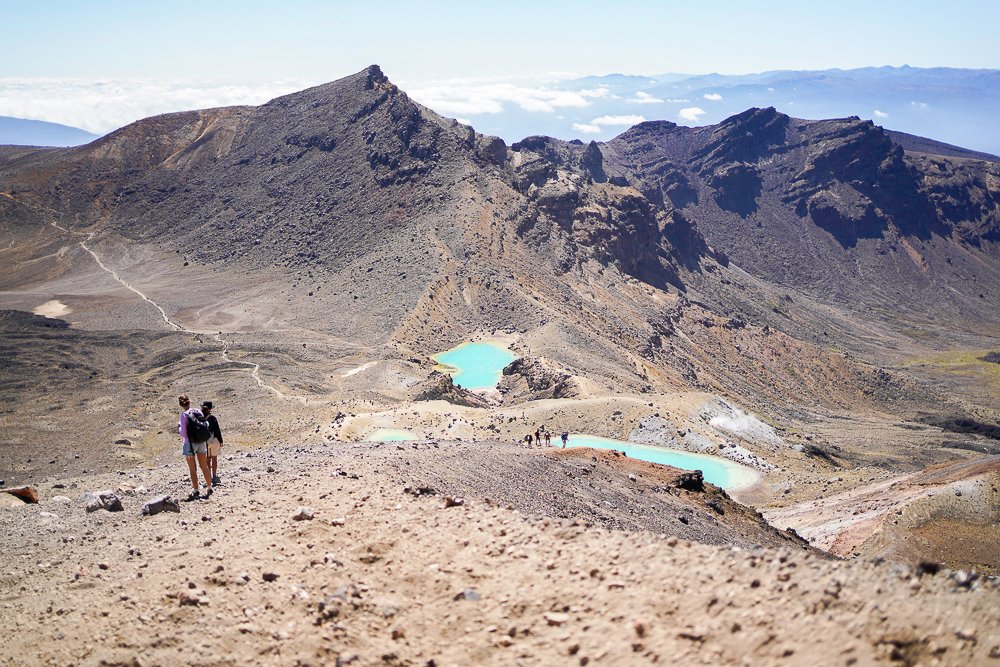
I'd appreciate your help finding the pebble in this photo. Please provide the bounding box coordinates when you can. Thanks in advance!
[544,612,570,626]
[82,490,123,513]
[292,507,315,521]
[141,495,180,516]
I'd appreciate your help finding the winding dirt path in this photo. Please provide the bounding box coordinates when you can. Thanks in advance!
[76,226,302,402]
[77,240,182,331]
[3,193,304,404]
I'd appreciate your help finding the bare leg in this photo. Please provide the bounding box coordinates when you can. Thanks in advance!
[185,455,198,489]
[196,453,213,489]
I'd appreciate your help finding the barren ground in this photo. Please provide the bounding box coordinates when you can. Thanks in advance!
[2,441,997,667]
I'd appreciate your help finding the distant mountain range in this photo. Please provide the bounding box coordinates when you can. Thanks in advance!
[439,66,1000,157]
[0,116,99,147]
[2,65,996,365]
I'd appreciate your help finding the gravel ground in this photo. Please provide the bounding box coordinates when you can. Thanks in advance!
[1,440,997,666]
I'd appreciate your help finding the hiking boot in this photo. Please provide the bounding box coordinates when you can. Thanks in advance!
[211,475,220,486]
[205,487,213,498]
[186,490,201,501]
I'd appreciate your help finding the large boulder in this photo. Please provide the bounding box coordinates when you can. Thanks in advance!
[674,471,705,492]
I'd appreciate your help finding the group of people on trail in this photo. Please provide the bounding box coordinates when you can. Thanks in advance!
[523,428,570,448]
[178,394,224,500]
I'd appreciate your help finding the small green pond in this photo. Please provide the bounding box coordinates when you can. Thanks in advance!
[366,429,419,442]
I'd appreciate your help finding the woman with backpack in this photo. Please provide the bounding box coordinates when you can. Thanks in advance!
[178,394,213,500]
[201,401,224,486]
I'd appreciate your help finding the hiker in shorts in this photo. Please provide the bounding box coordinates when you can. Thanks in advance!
[178,394,213,500]
[545,432,552,447]
[201,401,224,486]
[561,431,569,448]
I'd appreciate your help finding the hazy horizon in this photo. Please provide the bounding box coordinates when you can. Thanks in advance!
[3,1,999,152]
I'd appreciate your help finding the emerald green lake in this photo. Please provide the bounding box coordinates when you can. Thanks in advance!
[432,342,517,390]
[566,434,760,491]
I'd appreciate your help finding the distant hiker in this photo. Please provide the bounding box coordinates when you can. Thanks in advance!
[525,433,533,446]
[561,431,568,448]
[545,432,552,447]
[534,428,541,445]
[201,401,224,486]
[178,394,213,500]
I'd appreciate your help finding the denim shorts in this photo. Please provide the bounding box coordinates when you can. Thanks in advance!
[182,440,208,456]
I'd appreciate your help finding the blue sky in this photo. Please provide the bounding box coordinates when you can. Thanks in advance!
[1,1,998,137]
[5,0,999,81]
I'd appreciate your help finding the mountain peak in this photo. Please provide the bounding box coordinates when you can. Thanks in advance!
[718,106,786,128]
[362,64,389,88]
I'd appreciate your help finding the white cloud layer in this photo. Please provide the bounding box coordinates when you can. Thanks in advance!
[703,92,723,101]
[0,74,619,135]
[0,77,317,134]
[407,82,610,115]
[628,91,664,104]
[590,114,646,126]
[572,114,647,135]
[873,109,889,118]
[678,107,707,122]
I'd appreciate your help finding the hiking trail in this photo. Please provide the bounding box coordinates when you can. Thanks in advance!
[2,193,304,404]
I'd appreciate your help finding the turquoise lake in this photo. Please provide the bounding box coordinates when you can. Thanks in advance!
[566,434,761,491]
[367,428,419,442]
[432,342,517,390]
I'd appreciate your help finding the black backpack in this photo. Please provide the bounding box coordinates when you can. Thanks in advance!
[187,411,212,444]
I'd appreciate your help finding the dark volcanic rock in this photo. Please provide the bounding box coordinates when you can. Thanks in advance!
[413,372,490,408]
[693,107,789,170]
[674,471,705,492]
[499,357,579,403]
[581,141,607,183]
[707,162,761,217]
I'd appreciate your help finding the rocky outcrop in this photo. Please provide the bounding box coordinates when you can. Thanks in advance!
[475,134,508,167]
[499,357,579,403]
[568,183,662,275]
[693,107,790,170]
[805,187,887,246]
[413,371,491,408]
[707,161,761,217]
[580,141,607,183]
